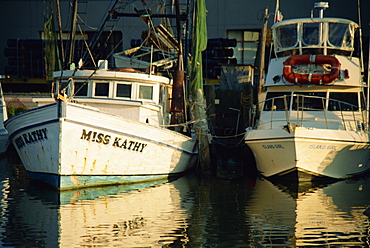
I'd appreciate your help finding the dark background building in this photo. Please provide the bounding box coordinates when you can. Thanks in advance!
[0,0,369,84]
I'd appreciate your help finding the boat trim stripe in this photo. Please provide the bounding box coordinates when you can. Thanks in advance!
[246,136,370,144]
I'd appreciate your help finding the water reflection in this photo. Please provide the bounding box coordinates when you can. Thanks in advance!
[1,153,370,247]
[25,180,190,246]
[247,176,370,247]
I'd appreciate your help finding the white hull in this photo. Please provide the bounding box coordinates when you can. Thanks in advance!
[5,101,197,190]
[245,13,370,180]
[246,127,370,179]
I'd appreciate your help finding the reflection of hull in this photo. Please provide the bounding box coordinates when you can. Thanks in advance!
[247,177,370,246]
[17,175,195,247]
[246,128,370,179]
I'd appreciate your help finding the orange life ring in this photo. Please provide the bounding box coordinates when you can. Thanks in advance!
[282,55,340,84]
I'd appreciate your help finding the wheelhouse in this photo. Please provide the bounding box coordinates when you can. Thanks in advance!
[272,18,359,57]
[69,79,161,104]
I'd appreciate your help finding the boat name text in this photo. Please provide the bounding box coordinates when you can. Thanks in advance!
[308,144,337,150]
[80,129,147,152]
[262,144,285,149]
[14,128,48,149]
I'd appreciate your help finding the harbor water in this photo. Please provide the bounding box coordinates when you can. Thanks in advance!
[1,151,370,247]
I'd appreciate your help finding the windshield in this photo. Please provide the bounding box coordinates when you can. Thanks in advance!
[275,24,298,48]
[273,19,357,56]
[263,92,359,111]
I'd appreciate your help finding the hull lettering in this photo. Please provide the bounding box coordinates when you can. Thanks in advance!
[81,129,147,152]
[14,128,48,149]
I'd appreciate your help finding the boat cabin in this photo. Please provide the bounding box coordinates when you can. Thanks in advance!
[273,18,359,58]
[34,67,173,126]
[265,17,363,87]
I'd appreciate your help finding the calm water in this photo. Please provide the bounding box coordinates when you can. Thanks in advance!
[0,152,370,247]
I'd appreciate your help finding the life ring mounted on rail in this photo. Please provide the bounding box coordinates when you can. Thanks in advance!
[282,55,341,84]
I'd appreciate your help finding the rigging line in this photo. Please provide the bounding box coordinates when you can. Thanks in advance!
[145,13,178,61]
[63,0,74,30]
[77,24,96,68]
[69,69,98,100]
[104,16,143,61]
[76,14,98,30]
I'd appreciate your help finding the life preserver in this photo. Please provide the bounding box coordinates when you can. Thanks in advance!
[282,55,340,84]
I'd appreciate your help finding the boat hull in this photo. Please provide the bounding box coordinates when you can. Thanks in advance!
[5,101,198,190]
[245,127,370,179]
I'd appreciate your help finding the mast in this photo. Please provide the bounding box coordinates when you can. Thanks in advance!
[170,0,186,129]
[65,0,78,69]
[55,0,65,64]
[257,7,268,99]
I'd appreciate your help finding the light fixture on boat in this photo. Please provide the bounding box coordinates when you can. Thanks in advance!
[313,2,329,18]
[273,75,281,83]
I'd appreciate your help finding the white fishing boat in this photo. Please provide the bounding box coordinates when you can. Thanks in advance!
[4,61,198,190]
[245,2,370,180]
[3,0,200,190]
[4,60,198,190]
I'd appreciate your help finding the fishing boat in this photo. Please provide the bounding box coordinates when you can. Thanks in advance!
[4,2,198,190]
[245,2,370,180]
[4,61,198,190]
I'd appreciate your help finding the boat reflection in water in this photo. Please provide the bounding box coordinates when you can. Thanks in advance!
[247,176,370,247]
[16,174,196,247]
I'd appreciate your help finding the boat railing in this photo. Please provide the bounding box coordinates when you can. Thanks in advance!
[253,94,367,132]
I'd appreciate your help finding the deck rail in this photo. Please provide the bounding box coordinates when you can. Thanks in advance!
[251,94,368,132]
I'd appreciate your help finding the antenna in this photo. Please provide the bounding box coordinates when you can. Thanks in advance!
[314,2,329,18]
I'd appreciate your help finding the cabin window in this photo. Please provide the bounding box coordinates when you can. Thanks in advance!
[302,23,322,46]
[328,23,352,48]
[292,92,326,111]
[263,92,291,111]
[74,82,88,96]
[275,24,297,48]
[328,92,358,111]
[94,82,109,97]
[138,85,153,100]
[116,84,132,98]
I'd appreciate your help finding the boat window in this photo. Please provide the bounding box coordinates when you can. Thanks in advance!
[138,85,153,100]
[275,24,298,49]
[94,82,109,97]
[302,23,322,46]
[328,23,352,48]
[116,84,132,98]
[328,92,358,111]
[74,82,88,96]
[292,92,326,111]
[263,92,291,111]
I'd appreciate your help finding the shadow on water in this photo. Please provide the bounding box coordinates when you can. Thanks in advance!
[210,136,258,179]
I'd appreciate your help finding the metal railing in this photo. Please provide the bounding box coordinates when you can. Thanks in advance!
[251,94,368,132]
